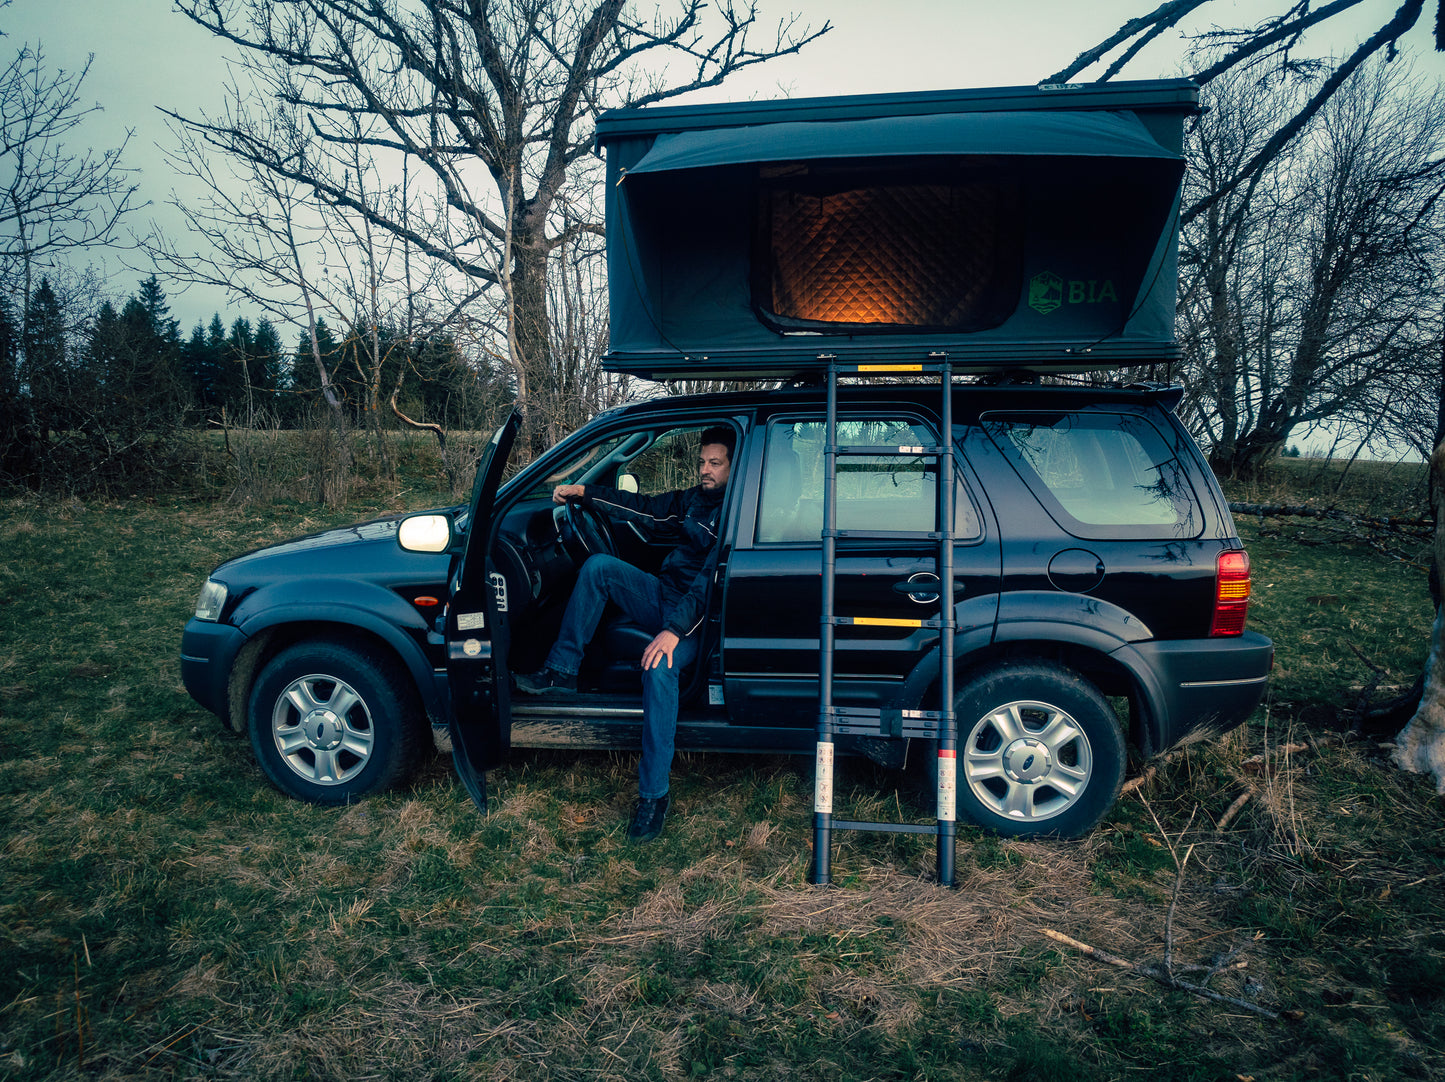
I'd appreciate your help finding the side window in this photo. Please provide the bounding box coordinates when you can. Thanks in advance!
[983,411,1200,538]
[526,425,720,499]
[619,426,713,492]
[757,417,981,543]
[526,431,639,499]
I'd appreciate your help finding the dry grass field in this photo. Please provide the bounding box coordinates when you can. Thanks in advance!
[0,452,1441,1081]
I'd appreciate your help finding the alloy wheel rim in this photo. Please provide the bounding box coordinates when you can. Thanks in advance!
[961,699,1094,822]
[271,673,375,785]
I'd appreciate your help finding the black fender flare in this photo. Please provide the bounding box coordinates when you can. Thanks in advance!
[231,585,443,724]
[897,591,1168,756]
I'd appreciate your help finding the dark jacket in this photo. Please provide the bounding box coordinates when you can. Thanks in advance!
[579,482,726,638]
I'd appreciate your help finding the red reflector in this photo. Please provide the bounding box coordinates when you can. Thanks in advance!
[414,596,440,607]
[1211,550,1251,637]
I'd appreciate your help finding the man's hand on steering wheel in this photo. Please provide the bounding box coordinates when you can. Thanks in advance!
[552,483,585,504]
[552,486,616,561]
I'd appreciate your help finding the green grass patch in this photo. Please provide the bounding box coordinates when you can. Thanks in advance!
[0,459,1442,1080]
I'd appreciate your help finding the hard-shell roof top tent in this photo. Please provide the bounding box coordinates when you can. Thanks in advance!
[595,80,1198,380]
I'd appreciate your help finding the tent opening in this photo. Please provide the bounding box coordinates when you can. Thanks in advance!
[753,161,1022,334]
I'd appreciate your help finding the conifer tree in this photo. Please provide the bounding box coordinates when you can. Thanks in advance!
[288,319,341,424]
[0,295,25,480]
[252,319,283,408]
[22,277,69,446]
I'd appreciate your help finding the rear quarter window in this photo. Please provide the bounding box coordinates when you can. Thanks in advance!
[982,411,1201,540]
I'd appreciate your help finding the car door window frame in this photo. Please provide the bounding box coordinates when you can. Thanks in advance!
[753,412,983,546]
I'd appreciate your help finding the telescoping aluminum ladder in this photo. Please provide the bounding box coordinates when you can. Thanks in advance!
[811,354,959,888]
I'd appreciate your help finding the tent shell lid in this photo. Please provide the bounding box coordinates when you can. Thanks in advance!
[597,80,1198,381]
[595,79,1200,145]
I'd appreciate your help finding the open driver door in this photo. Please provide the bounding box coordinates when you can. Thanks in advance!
[445,409,522,811]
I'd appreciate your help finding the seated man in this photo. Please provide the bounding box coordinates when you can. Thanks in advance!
[515,425,734,843]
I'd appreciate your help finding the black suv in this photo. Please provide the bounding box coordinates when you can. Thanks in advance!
[180,80,1272,839]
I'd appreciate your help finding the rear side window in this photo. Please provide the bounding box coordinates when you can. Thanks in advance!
[983,411,1200,539]
[757,417,982,543]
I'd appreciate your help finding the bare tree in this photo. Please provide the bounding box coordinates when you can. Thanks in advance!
[169,0,828,457]
[1050,0,1436,225]
[0,40,143,314]
[1175,59,1445,477]
[0,32,145,484]
[153,91,513,501]
[149,103,371,502]
[1062,2,1445,789]
[1172,60,1296,470]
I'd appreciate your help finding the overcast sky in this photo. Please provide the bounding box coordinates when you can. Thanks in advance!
[4,0,1443,328]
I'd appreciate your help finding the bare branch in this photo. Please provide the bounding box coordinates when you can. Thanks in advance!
[1045,0,1212,84]
[0,42,146,309]
[169,0,826,454]
[1184,0,1429,226]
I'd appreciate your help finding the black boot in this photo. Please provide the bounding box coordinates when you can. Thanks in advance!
[514,668,577,695]
[627,794,670,843]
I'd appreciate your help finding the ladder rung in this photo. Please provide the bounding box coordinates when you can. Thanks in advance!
[833,361,952,375]
[834,720,941,737]
[827,529,945,540]
[829,707,942,720]
[827,705,946,738]
[829,615,949,629]
[832,820,942,835]
[829,444,944,456]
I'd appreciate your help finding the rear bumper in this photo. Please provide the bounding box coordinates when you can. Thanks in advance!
[1119,631,1273,753]
[180,619,248,720]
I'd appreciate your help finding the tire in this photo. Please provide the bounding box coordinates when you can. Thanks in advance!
[248,641,424,805]
[952,662,1125,839]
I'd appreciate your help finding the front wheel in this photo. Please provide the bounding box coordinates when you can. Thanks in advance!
[248,641,424,804]
[952,662,1125,839]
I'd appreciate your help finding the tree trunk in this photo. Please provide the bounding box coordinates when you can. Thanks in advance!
[1228,427,1287,479]
[1393,436,1445,793]
[511,221,594,460]
[511,233,553,459]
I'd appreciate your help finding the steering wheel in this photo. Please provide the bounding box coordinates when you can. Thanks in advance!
[553,498,617,565]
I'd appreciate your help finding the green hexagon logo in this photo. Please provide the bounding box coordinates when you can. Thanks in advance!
[1028,271,1063,315]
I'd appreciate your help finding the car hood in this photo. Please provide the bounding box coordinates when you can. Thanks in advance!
[212,508,463,581]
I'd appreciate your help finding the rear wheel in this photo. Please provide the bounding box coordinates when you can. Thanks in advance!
[248,641,424,804]
[953,662,1125,838]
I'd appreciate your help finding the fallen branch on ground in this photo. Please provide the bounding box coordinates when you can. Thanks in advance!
[1227,502,1429,531]
[1229,502,1430,564]
[1215,790,1252,832]
[1043,800,1282,1020]
[1120,765,1156,795]
[1041,928,1280,1020]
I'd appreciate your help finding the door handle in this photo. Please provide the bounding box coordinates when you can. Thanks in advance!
[892,578,966,600]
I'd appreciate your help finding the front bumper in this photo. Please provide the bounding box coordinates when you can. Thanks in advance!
[180,618,249,721]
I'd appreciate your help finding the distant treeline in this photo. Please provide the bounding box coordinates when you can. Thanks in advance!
[0,274,512,494]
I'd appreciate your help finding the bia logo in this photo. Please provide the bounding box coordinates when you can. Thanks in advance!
[1028,271,1118,315]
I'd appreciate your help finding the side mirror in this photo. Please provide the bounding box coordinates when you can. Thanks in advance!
[398,513,454,553]
[617,473,639,494]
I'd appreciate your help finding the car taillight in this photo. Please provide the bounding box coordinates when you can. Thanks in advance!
[1210,549,1251,637]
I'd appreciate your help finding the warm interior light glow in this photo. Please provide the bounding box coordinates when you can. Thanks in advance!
[761,172,1018,330]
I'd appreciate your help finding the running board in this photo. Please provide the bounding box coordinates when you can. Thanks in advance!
[509,709,815,755]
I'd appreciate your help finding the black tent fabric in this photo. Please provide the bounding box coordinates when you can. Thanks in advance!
[598,81,1197,380]
[624,110,1179,176]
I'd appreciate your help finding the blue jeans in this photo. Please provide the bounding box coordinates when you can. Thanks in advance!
[545,554,699,799]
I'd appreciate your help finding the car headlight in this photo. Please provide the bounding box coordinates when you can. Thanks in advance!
[194,579,228,622]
